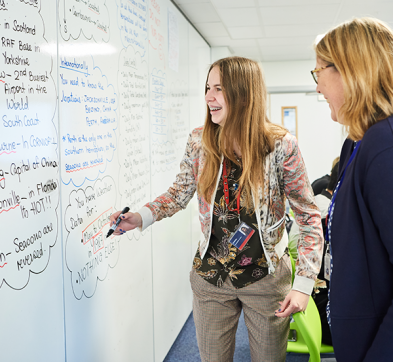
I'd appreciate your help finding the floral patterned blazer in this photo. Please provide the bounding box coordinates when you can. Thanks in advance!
[139,126,323,294]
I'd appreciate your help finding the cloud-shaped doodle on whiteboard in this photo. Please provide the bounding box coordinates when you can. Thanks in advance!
[116,0,148,55]
[0,177,59,290]
[0,0,59,290]
[117,45,150,238]
[64,176,119,299]
[59,0,110,42]
[59,56,118,187]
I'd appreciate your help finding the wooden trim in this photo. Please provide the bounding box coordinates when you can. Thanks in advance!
[281,106,298,139]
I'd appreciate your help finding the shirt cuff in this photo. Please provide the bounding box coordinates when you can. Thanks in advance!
[292,275,315,296]
[137,206,153,232]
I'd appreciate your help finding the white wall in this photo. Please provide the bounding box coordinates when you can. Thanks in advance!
[211,46,232,63]
[261,59,345,183]
[262,60,316,88]
[269,92,345,183]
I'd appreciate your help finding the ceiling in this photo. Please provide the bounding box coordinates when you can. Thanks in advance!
[172,0,393,62]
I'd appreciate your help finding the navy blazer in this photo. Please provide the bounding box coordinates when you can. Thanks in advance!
[330,116,393,361]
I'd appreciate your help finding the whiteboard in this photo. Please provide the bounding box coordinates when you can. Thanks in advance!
[0,0,210,361]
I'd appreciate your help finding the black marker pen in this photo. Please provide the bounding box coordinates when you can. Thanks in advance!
[106,206,130,238]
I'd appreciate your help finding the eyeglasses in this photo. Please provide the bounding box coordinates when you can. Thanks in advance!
[311,64,334,84]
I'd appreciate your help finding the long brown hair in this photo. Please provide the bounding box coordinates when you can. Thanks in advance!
[198,56,287,211]
[315,17,393,140]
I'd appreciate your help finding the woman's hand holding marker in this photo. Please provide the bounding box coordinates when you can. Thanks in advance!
[108,210,142,236]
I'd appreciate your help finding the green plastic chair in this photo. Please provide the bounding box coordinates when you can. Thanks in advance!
[287,254,334,362]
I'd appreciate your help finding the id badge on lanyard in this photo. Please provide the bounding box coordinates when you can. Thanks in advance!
[324,243,331,281]
[222,160,254,251]
[229,221,255,250]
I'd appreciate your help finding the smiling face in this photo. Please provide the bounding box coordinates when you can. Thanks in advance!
[205,66,227,126]
[315,58,345,124]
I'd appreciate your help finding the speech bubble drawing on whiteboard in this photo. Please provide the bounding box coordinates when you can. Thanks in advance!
[117,44,150,235]
[150,68,178,174]
[1,0,58,154]
[115,0,148,55]
[59,55,118,187]
[150,77,189,174]
[59,0,110,42]
[64,175,119,299]
[167,78,189,144]
[0,0,60,291]
[0,176,60,290]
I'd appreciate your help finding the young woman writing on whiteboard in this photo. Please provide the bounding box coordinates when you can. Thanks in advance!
[110,56,323,361]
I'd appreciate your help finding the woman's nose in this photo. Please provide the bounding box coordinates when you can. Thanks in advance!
[205,89,214,103]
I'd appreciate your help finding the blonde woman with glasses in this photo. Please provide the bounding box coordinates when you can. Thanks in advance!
[313,17,393,362]
[110,56,323,361]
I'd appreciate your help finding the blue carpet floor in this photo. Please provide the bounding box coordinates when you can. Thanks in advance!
[164,312,335,362]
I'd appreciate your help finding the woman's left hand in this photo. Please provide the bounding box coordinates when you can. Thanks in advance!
[274,290,310,318]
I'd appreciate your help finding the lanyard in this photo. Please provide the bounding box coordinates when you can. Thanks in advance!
[222,159,241,214]
[326,140,362,241]
[326,140,361,326]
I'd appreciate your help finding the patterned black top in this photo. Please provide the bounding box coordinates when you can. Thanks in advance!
[193,159,269,289]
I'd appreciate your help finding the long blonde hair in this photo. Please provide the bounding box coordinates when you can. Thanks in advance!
[315,17,393,140]
[198,57,287,211]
